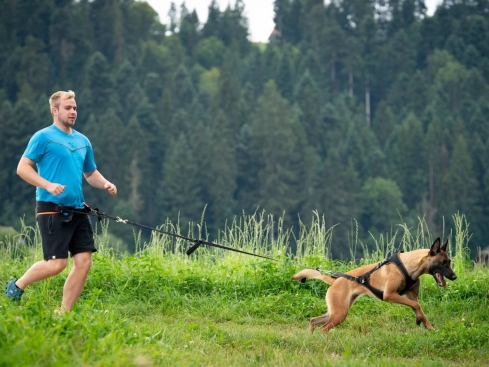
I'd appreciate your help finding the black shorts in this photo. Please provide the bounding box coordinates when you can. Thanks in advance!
[36,202,97,261]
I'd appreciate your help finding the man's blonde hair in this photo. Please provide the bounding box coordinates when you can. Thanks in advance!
[49,90,75,111]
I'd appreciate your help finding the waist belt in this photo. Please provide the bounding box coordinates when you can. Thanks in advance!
[36,201,90,222]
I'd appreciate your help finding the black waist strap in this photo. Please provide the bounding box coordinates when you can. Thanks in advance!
[36,201,90,215]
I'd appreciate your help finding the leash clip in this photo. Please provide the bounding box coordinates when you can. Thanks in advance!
[116,216,128,223]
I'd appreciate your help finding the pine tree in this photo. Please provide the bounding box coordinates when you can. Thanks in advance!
[460,15,489,58]
[372,100,395,148]
[424,116,444,214]
[381,29,416,95]
[158,133,205,228]
[116,60,144,123]
[235,123,258,214]
[391,112,427,209]
[215,50,242,132]
[4,99,40,227]
[248,80,310,225]
[194,36,226,69]
[217,0,250,55]
[469,133,488,207]
[275,43,295,101]
[360,177,408,237]
[81,52,119,120]
[206,109,237,231]
[319,149,362,257]
[407,70,430,120]
[202,0,221,39]
[134,99,165,223]
[294,71,323,155]
[123,116,152,222]
[0,101,14,221]
[125,1,159,46]
[90,0,126,64]
[179,9,200,57]
[441,134,482,253]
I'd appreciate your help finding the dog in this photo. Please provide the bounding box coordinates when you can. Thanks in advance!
[291,237,457,333]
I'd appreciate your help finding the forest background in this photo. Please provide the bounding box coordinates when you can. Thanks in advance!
[0,0,488,259]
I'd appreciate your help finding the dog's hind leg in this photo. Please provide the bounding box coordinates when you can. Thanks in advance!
[319,310,348,334]
[318,287,351,334]
[309,314,330,332]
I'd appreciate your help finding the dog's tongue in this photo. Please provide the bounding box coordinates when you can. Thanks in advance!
[435,273,446,287]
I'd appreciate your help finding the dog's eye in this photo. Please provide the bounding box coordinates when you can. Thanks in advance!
[441,261,447,266]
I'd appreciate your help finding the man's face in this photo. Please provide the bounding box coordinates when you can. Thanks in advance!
[54,98,77,128]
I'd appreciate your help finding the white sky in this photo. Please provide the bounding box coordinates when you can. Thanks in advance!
[142,0,442,43]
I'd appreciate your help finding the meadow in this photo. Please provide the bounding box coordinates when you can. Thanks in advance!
[1,213,488,367]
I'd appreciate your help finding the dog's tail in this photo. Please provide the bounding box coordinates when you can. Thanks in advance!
[291,269,336,285]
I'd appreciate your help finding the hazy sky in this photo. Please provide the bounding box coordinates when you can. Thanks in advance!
[142,0,442,43]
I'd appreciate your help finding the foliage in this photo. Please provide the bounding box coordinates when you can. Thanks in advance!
[0,215,488,366]
[0,0,488,259]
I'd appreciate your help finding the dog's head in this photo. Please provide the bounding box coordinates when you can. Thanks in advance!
[428,238,457,287]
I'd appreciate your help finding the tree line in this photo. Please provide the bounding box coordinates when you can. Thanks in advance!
[0,0,488,257]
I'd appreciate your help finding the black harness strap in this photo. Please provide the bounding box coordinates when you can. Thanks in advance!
[332,252,417,300]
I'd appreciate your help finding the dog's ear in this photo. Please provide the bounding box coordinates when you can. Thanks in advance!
[430,237,441,256]
[440,238,448,252]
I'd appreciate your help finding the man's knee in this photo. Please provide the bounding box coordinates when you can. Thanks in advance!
[48,259,68,274]
[73,252,92,271]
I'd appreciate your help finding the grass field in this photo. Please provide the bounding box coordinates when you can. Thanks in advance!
[1,213,488,366]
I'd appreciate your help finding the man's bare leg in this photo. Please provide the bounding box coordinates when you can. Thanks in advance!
[15,259,68,289]
[60,251,92,312]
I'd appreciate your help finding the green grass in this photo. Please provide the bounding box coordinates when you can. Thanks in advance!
[1,213,488,366]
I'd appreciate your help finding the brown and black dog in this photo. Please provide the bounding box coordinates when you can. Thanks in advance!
[292,238,457,333]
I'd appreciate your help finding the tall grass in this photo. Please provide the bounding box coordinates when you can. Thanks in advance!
[1,212,487,366]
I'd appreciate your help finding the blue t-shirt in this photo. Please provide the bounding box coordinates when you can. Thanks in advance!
[23,125,97,208]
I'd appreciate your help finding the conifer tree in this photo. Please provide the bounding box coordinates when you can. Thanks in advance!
[372,101,395,148]
[202,0,221,39]
[194,36,226,69]
[125,1,159,46]
[406,70,430,120]
[391,112,427,209]
[134,99,165,223]
[248,80,310,225]
[216,50,242,132]
[424,116,444,212]
[81,52,119,120]
[4,99,40,226]
[294,71,323,155]
[319,149,362,257]
[0,101,14,221]
[123,116,152,222]
[90,0,126,64]
[275,44,295,101]
[80,110,123,214]
[179,8,200,57]
[206,109,238,231]
[441,134,482,252]
[158,133,205,228]
[116,60,144,123]
[236,123,258,214]
[360,177,408,237]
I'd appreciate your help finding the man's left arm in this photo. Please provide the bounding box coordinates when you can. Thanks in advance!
[84,170,117,196]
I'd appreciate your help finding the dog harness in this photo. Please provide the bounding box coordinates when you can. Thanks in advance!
[331,252,418,300]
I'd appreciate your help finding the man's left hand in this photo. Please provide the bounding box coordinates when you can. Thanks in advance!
[104,182,117,196]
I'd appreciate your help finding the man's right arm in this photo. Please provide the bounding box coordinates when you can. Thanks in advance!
[17,157,66,196]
